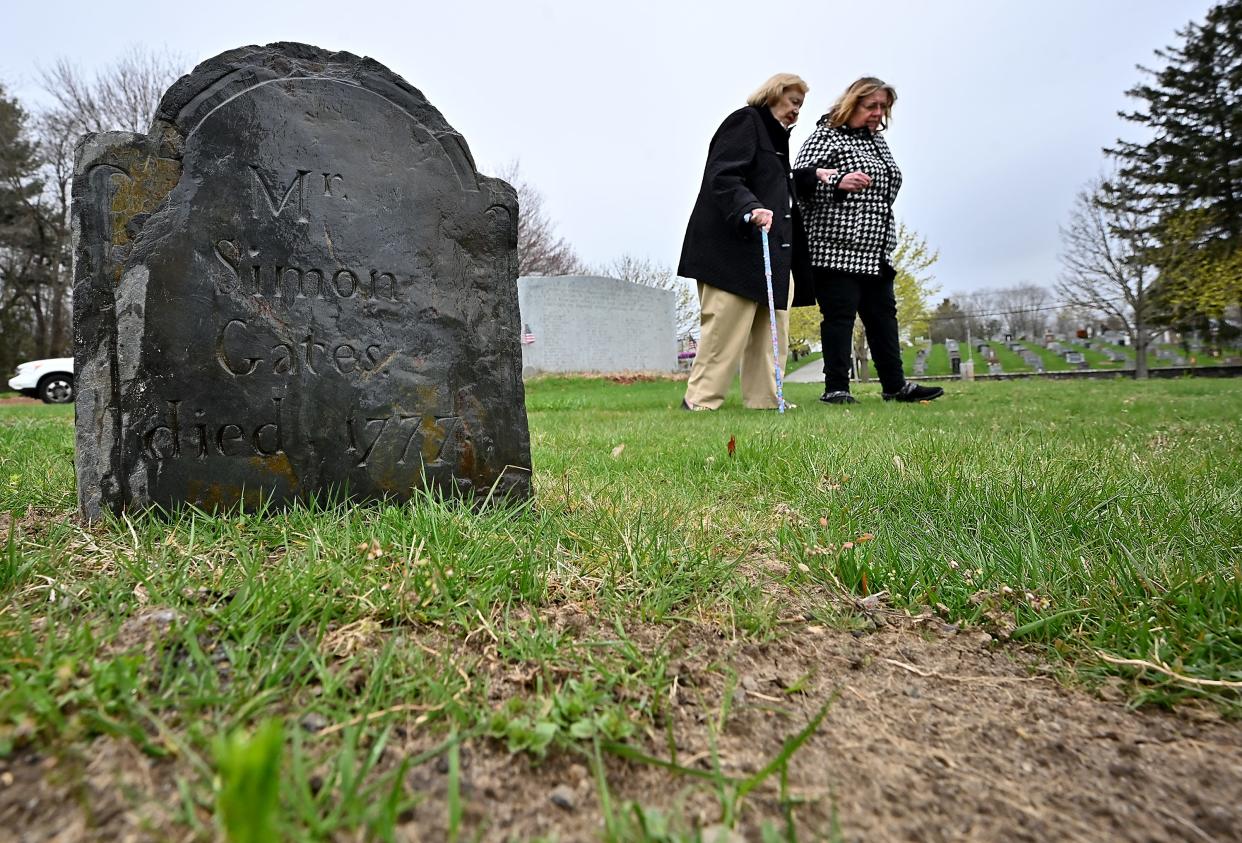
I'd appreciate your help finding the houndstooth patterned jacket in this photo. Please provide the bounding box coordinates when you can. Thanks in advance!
[793,121,902,276]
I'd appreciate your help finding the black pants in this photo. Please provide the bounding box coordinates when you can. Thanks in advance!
[815,264,906,394]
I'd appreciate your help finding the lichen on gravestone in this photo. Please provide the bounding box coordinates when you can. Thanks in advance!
[72,42,531,520]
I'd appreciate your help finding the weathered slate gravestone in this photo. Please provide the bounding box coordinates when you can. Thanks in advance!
[73,43,530,519]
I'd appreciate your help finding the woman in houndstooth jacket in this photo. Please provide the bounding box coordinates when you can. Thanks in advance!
[793,77,943,404]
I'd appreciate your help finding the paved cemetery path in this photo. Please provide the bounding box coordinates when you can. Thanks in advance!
[785,361,825,382]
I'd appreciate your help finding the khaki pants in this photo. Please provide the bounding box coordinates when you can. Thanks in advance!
[684,279,792,410]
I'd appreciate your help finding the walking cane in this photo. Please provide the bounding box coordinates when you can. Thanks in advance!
[760,228,787,413]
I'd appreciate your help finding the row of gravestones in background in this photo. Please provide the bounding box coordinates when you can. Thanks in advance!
[905,340,1239,377]
[73,42,532,521]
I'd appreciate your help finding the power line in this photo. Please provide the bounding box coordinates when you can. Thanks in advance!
[926,294,1134,322]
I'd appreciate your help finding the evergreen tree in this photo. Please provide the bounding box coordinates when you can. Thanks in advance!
[928,298,967,344]
[0,85,40,241]
[1105,0,1242,323]
[0,84,45,375]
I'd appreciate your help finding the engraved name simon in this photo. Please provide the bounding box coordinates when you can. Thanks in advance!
[213,240,403,303]
[211,166,407,303]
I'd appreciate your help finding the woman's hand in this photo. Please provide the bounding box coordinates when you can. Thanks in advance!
[837,171,872,192]
[816,168,838,183]
[749,208,774,232]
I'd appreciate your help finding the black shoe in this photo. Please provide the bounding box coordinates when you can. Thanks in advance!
[819,390,858,405]
[883,382,945,402]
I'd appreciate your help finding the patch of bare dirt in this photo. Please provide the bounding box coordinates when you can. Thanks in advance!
[388,619,1241,842]
[604,372,684,385]
[0,396,38,406]
[0,738,179,843]
[3,615,1239,841]
[0,507,66,546]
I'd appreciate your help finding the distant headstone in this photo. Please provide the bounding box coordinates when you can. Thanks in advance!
[1064,351,1085,364]
[73,43,531,520]
[988,362,1003,374]
[516,276,677,374]
[913,358,926,376]
[945,339,959,353]
[951,354,962,375]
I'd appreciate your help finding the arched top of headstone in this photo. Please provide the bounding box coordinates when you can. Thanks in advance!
[152,42,478,191]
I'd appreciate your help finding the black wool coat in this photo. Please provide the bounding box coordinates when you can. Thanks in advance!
[678,106,815,309]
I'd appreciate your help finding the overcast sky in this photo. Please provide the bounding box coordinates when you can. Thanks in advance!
[0,0,1217,294]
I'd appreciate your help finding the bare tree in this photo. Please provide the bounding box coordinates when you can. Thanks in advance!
[588,253,698,338]
[954,288,1002,340]
[38,47,180,136]
[1053,303,1095,338]
[1057,179,1160,377]
[2,48,184,360]
[992,283,1051,339]
[496,161,585,277]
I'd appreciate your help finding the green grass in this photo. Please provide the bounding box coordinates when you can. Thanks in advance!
[1079,344,1122,369]
[1,378,1240,838]
[901,343,950,376]
[1013,341,1067,372]
[978,342,1032,373]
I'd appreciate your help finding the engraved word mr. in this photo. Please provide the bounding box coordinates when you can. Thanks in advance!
[251,166,347,223]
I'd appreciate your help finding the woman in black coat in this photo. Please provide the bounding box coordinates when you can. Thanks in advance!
[793,76,943,404]
[679,73,830,411]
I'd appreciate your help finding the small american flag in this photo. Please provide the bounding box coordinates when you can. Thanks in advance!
[521,325,536,345]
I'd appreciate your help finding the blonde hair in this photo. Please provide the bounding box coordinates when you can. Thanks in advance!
[823,77,897,129]
[745,73,809,108]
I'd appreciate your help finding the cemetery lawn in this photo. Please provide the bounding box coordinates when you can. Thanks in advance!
[1,377,1240,841]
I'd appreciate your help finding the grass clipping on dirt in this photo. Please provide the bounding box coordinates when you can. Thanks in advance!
[0,377,1239,841]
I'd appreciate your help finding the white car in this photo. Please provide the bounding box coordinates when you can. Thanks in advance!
[8,358,75,404]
